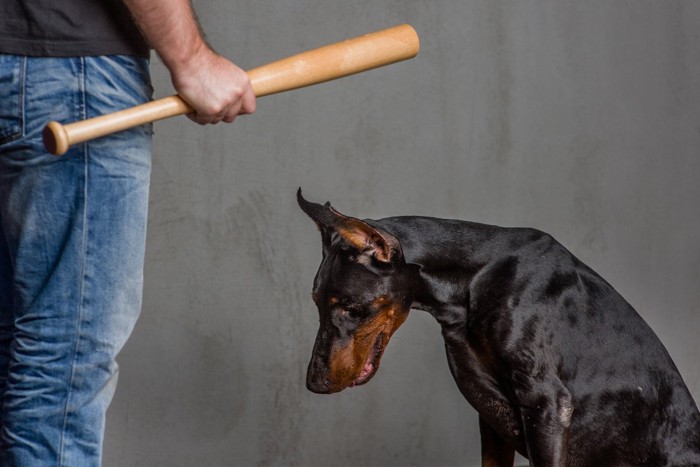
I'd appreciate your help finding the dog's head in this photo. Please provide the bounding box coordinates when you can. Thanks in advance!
[298,189,413,394]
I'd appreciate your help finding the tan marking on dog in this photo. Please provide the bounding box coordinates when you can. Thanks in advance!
[326,297,409,391]
[335,219,392,262]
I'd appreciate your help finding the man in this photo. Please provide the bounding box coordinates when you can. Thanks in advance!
[0,0,255,464]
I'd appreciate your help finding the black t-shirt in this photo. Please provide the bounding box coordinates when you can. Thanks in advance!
[0,0,149,57]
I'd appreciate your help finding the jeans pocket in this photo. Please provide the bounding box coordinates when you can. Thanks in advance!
[0,55,25,146]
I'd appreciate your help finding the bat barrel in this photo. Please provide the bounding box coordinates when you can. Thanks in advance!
[248,24,419,97]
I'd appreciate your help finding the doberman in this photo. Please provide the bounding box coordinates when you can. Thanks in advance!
[297,189,700,467]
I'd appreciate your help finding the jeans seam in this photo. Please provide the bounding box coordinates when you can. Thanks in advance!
[58,56,89,467]
[0,55,26,146]
[19,57,26,139]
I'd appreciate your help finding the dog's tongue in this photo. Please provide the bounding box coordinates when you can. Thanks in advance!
[351,360,375,387]
[351,333,384,387]
[359,362,374,381]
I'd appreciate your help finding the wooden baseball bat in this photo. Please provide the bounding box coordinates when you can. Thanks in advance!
[43,24,419,156]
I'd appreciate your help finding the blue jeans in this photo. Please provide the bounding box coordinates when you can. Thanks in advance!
[0,54,153,466]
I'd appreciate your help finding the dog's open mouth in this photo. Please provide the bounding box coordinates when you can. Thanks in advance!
[350,332,385,387]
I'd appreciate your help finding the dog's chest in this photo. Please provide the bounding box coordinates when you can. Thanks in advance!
[441,328,522,439]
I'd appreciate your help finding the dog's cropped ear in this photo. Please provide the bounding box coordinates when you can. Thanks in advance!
[297,188,401,264]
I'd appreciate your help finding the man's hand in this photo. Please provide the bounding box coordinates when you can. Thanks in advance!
[123,0,256,125]
[171,45,256,125]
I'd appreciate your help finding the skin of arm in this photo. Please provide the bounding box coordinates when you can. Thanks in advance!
[123,0,256,124]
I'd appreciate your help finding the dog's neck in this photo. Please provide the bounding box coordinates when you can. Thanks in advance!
[373,216,509,328]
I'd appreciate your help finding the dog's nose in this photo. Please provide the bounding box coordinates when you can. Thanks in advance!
[306,373,332,394]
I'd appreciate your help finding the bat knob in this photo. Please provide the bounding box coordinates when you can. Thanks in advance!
[43,121,69,156]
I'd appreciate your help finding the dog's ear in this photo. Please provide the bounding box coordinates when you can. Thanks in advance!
[297,188,401,264]
[297,188,335,250]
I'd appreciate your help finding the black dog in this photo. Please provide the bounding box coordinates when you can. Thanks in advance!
[298,189,700,466]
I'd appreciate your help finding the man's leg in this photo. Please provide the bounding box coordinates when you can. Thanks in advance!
[0,54,25,415]
[0,54,153,466]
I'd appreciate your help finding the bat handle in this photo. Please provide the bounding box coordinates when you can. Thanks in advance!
[43,96,193,156]
[43,122,69,157]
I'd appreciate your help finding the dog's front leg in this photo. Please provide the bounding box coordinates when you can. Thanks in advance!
[479,416,515,467]
[514,377,573,467]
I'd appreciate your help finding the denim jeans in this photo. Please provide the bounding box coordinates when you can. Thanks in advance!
[0,54,153,466]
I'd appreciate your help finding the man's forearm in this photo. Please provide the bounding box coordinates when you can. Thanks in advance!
[121,0,255,124]
[122,0,207,71]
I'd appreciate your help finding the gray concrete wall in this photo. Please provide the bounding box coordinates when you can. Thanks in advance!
[104,1,700,466]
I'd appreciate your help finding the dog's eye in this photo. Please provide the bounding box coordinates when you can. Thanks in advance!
[332,300,351,314]
[341,303,371,320]
[330,307,355,328]
[337,308,349,318]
